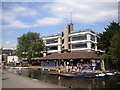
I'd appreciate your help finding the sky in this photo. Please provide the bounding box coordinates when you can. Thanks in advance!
[1,0,119,49]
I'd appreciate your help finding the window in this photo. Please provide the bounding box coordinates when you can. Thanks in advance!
[91,43,95,49]
[69,44,71,49]
[68,37,71,42]
[62,32,64,37]
[72,43,87,49]
[46,38,58,44]
[62,39,64,44]
[47,46,58,50]
[72,34,86,41]
[91,35,95,41]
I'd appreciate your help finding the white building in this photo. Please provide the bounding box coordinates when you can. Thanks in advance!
[7,56,19,64]
[69,30,98,52]
[42,24,98,55]
[42,34,62,55]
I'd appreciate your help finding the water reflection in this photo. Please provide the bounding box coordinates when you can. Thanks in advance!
[7,68,120,88]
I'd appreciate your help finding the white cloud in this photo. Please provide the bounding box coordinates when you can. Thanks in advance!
[2,1,118,30]
[1,40,17,49]
[3,20,31,29]
[34,17,64,26]
[43,2,118,24]
[2,4,37,29]
[11,5,37,16]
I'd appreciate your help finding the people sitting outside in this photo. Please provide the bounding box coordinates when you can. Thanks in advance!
[58,66,61,73]
[70,66,73,72]
[66,66,69,72]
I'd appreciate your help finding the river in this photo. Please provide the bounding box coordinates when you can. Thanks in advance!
[6,68,120,88]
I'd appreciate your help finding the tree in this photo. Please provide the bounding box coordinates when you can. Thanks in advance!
[97,21,120,53]
[17,32,47,62]
[109,31,120,70]
[97,22,120,70]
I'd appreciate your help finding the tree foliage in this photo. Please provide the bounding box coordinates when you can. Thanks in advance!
[109,31,120,69]
[16,32,46,60]
[97,22,120,53]
[98,22,120,70]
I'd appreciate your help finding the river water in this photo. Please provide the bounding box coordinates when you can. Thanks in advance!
[7,68,120,88]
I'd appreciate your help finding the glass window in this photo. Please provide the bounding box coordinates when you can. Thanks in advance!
[72,34,86,41]
[46,38,58,44]
[91,43,95,49]
[91,35,95,41]
[47,46,58,50]
[62,32,64,37]
[68,37,71,42]
[72,43,87,49]
[62,39,64,44]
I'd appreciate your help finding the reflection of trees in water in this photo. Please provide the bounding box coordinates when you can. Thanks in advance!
[31,69,42,79]
[23,69,120,88]
[28,69,32,78]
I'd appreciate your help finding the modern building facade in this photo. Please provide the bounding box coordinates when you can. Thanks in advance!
[42,34,62,56]
[42,23,98,56]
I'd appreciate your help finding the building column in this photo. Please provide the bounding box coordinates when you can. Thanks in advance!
[87,34,91,52]
[87,42,91,52]
[58,37,61,53]
[95,35,97,51]
[58,45,61,53]
[101,60,105,71]
[87,34,91,41]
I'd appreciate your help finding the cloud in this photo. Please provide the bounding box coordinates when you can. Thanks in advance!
[10,4,37,16]
[1,40,17,49]
[43,1,118,24]
[2,1,118,30]
[34,17,64,26]
[2,3,37,29]
[3,20,31,29]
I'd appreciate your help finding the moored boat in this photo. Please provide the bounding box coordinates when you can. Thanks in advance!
[105,72,115,76]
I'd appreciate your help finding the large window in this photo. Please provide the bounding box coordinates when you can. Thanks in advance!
[47,46,58,50]
[46,38,58,44]
[72,43,87,49]
[91,35,95,41]
[72,34,86,41]
[91,43,95,49]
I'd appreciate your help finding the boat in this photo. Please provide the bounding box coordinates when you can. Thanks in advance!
[105,72,115,76]
[85,73,106,78]
[95,73,106,77]
[49,71,94,77]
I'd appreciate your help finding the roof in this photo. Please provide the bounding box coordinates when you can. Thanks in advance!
[71,29,96,34]
[39,52,99,60]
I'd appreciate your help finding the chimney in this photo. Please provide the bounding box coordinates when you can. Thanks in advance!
[68,23,73,33]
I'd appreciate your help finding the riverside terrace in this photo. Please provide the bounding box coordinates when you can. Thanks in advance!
[24,51,104,73]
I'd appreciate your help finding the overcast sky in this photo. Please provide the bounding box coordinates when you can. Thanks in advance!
[1,0,119,49]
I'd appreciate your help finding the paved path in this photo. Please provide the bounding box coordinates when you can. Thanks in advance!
[2,70,66,88]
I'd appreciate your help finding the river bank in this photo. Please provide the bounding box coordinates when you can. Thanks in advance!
[2,70,66,88]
